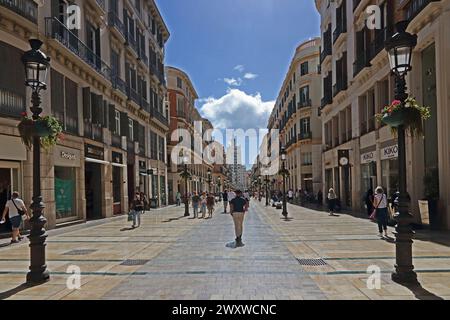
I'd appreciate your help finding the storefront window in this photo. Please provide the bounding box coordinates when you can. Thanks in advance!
[55,166,77,220]
[160,175,166,205]
[382,159,399,199]
[112,166,121,203]
[361,162,377,201]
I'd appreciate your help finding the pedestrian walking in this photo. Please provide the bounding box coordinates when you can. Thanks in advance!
[227,190,236,212]
[317,190,323,207]
[372,186,389,238]
[365,188,374,217]
[130,193,143,228]
[200,192,207,218]
[1,191,29,243]
[206,192,215,218]
[288,189,293,202]
[191,192,200,218]
[243,190,250,207]
[140,192,149,212]
[176,191,181,206]
[229,190,249,247]
[222,189,228,213]
[327,188,337,216]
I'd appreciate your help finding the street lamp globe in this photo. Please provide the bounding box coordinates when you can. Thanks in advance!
[22,39,50,92]
[280,146,286,161]
[385,21,417,77]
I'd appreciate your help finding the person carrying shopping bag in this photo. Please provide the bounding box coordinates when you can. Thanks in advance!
[200,192,207,219]
[206,192,215,218]
[191,192,200,218]
[371,186,389,238]
[130,193,143,228]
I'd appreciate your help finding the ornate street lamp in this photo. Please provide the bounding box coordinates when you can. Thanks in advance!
[217,177,222,199]
[263,169,270,206]
[207,168,212,192]
[22,39,51,284]
[280,146,289,220]
[179,150,190,217]
[385,21,418,284]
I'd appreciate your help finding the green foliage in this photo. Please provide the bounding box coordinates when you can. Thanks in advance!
[18,114,63,150]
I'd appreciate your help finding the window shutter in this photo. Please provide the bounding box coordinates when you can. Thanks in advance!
[82,87,91,121]
[102,100,108,128]
[120,112,128,137]
[95,27,101,59]
[109,104,116,133]
[133,120,139,142]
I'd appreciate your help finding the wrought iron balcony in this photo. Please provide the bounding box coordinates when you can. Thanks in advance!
[45,17,112,82]
[126,85,140,106]
[151,108,169,127]
[353,49,372,77]
[321,94,332,109]
[0,0,37,24]
[108,11,126,40]
[320,44,332,63]
[298,99,312,109]
[371,27,390,60]
[332,80,348,97]
[125,32,138,56]
[111,134,122,148]
[333,22,347,44]
[112,74,127,96]
[138,49,149,67]
[0,87,25,118]
[405,0,440,22]
[84,122,103,142]
[299,131,312,141]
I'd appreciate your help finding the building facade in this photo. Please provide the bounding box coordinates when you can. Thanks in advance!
[0,0,170,234]
[316,0,450,229]
[165,66,214,202]
[268,38,323,195]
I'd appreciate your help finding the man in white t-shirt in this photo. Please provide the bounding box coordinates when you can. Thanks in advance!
[1,191,28,244]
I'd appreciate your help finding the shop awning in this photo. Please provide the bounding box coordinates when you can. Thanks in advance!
[85,157,110,165]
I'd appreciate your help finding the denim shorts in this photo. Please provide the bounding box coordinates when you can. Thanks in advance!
[9,215,22,229]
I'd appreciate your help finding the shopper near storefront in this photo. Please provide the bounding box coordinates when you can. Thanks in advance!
[191,192,200,218]
[1,191,28,243]
[200,192,207,218]
[206,192,215,218]
[130,193,144,228]
[327,188,337,216]
[365,188,374,217]
[373,186,389,238]
[176,191,181,206]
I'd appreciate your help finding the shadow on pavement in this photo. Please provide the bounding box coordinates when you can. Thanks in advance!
[162,216,185,223]
[401,282,444,300]
[120,227,135,231]
[225,241,245,249]
[414,229,450,248]
[0,283,40,300]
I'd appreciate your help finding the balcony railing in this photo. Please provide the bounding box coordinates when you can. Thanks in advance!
[141,99,150,113]
[45,17,111,82]
[151,108,169,127]
[299,131,312,141]
[84,122,103,142]
[298,99,312,109]
[138,49,149,67]
[111,134,122,148]
[320,43,332,63]
[0,0,37,24]
[353,49,372,77]
[108,11,126,39]
[321,94,332,108]
[405,0,440,22]
[0,87,25,118]
[332,80,348,97]
[371,27,390,59]
[112,74,127,95]
[333,22,347,44]
[125,32,138,55]
[126,85,140,106]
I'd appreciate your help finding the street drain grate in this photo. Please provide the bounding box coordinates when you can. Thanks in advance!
[120,259,150,266]
[296,258,328,266]
[63,249,97,256]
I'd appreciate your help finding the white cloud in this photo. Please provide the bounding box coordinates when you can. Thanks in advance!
[234,65,245,72]
[243,73,258,80]
[223,77,242,86]
[199,89,274,130]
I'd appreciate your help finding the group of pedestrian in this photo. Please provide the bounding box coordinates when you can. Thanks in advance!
[190,191,216,219]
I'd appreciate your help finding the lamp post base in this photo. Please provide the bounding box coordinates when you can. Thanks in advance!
[26,270,50,284]
[391,269,418,285]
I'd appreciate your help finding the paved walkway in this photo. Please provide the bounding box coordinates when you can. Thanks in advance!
[0,201,449,300]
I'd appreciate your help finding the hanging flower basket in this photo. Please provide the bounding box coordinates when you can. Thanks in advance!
[376,98,430,137]
[18,113,63,150]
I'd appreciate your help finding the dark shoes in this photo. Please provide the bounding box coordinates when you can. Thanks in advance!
[10,239,19,244]
[235,237,244,247]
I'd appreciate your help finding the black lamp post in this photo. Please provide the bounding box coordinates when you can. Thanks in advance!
[179,151,190,217]
[264,170,270,206]
[22,39,51,284]
[207,168,212,192]
[217,177,222,199]
[280,146,288,219]
[385,21,418,284]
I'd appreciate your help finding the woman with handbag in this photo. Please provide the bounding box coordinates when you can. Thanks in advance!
[372,186,389,238]
[0,191,29,243]
[327,188,337,216]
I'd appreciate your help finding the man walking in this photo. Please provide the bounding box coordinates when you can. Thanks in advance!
[1,191,28,243]
[222,189,228,213]
[229,190,248,247]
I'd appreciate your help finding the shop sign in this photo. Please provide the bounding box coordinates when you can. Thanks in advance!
[139,161,147,174]
[85,144,104,160]
[112,152,123,164]
[54,146,81,167]
[381,145,398,160]
[361,151,376,164]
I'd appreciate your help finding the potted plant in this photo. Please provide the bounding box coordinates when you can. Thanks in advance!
[423,168,440,229]
[376,98,430,137]
[18,112,63,150]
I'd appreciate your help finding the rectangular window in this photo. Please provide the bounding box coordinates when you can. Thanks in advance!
[158,136,165,161]
[115,110,121,135]
[177,77,183,89]
[128,118,134,141]
[300,117,311,134]
[300,61,309,76]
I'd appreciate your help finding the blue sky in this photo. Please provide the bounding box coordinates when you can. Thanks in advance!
[157,0,320,166]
